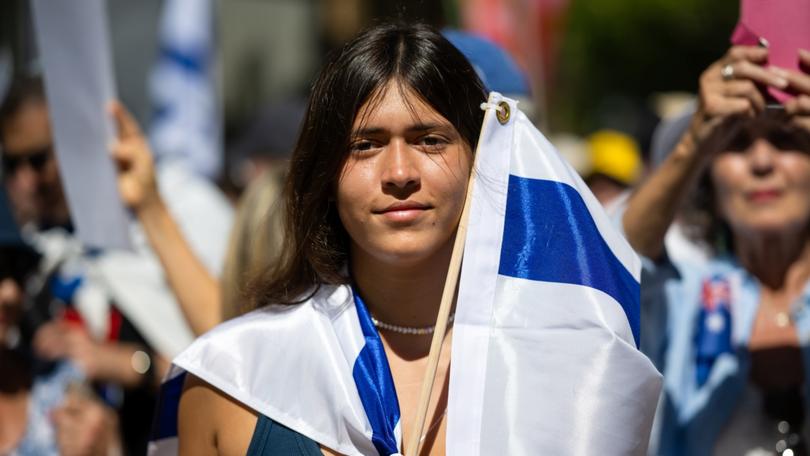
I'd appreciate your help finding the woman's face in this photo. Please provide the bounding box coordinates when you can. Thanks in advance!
[336,80,472,267]
[711,116,810,238]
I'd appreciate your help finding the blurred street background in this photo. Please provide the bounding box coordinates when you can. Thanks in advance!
[0,0,739,193]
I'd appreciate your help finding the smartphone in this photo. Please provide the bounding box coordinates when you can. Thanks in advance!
[731,0,810,104]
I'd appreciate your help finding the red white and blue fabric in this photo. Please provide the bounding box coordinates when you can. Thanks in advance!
[694,276,733,387]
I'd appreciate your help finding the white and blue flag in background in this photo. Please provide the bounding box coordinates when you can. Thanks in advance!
[149,0,221,180]
[148,93,661,455]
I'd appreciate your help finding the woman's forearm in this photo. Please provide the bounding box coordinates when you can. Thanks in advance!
[136,197,222,335]
[623,132,706,259]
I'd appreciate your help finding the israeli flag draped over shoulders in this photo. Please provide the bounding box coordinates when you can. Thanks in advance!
[149,93,661,456]
[447,93,662,455]
[149,284,403,455]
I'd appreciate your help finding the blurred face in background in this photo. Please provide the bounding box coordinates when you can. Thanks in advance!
[0,277,23,345]
[710,114,810,239]
[1,99,69,227]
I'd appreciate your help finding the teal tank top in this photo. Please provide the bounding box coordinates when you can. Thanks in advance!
[246,414,322,455]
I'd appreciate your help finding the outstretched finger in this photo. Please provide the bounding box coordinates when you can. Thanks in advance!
[730,60,789,90]
[109,100,141,140]
[800,49,810,67]
[723,80,766,112]
[785,95,810,117]
[770,66,810,96]
[721,97,755,117]
[726,46,769,64]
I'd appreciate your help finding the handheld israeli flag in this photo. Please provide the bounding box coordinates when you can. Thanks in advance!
[149,0,222,179]
[447,93,662,455]
[148,94,661,455]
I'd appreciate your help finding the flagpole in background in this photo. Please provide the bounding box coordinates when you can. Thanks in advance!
[405,101,502,456]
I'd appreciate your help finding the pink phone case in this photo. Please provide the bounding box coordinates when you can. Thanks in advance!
[731,0,810,103]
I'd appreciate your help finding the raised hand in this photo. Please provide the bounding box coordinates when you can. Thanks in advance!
[688,46,788,157]
[109,101,160,212]
[53,386,121,456]
[777,49,810,133]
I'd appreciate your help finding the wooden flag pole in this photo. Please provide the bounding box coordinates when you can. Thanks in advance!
[405,102,500,455]
[404,171,473,456]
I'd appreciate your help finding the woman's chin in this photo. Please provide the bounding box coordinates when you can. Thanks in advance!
[354,229,452,264]
[734,216,810,239]
[366,240,453,269]
[376,249,441,268]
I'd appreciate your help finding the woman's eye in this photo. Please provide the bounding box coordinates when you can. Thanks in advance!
[767,128,810,152]
[417,135,448,151]
[767,131,797,151]
[726,130,752,152]
[349,140,377,154]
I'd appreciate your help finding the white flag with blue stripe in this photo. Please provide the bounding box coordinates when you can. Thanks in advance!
[447,93,662,455]
[148,93,661,455]
[149,0,221,179]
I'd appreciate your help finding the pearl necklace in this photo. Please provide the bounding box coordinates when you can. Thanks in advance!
[370,314,455,335]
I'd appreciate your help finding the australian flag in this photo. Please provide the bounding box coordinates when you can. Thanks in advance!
[694,276,733,387]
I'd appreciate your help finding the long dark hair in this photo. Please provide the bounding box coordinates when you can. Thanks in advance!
[247,23,486,309]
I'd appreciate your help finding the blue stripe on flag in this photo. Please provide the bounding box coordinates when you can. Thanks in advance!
[150,371,188,440]
[158,45,208,74]
[352,290,401,455]
[498,176,641,346]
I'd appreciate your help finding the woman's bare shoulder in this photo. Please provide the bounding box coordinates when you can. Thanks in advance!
[179,374,342,456]
[178,373,258,456]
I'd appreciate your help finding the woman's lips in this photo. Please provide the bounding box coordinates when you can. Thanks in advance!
[375,201,431,222]
[747,189,782,203]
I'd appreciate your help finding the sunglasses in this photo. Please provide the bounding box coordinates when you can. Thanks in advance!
[1,146,52,176]
[0,246,41,285]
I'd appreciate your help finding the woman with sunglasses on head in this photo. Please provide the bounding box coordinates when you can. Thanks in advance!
[624,46,810,454]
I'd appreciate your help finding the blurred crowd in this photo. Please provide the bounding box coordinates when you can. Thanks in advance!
[1,0,810,455]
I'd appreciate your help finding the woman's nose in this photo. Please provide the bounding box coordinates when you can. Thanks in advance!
[10,162,39,192]
[381,139,420,193]
[748,139,776,176]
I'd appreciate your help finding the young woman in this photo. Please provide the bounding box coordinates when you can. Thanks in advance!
[624,46,810,454]
[167,23,486,455]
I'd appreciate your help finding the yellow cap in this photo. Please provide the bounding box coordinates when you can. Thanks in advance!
[587,130,642,186]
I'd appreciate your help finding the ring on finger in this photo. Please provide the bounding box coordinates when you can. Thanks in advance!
[721,64,735,81]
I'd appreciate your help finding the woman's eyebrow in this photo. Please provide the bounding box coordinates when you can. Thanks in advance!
[351,122,449,137]
[407,122,443,133]
[351,127,386,137]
